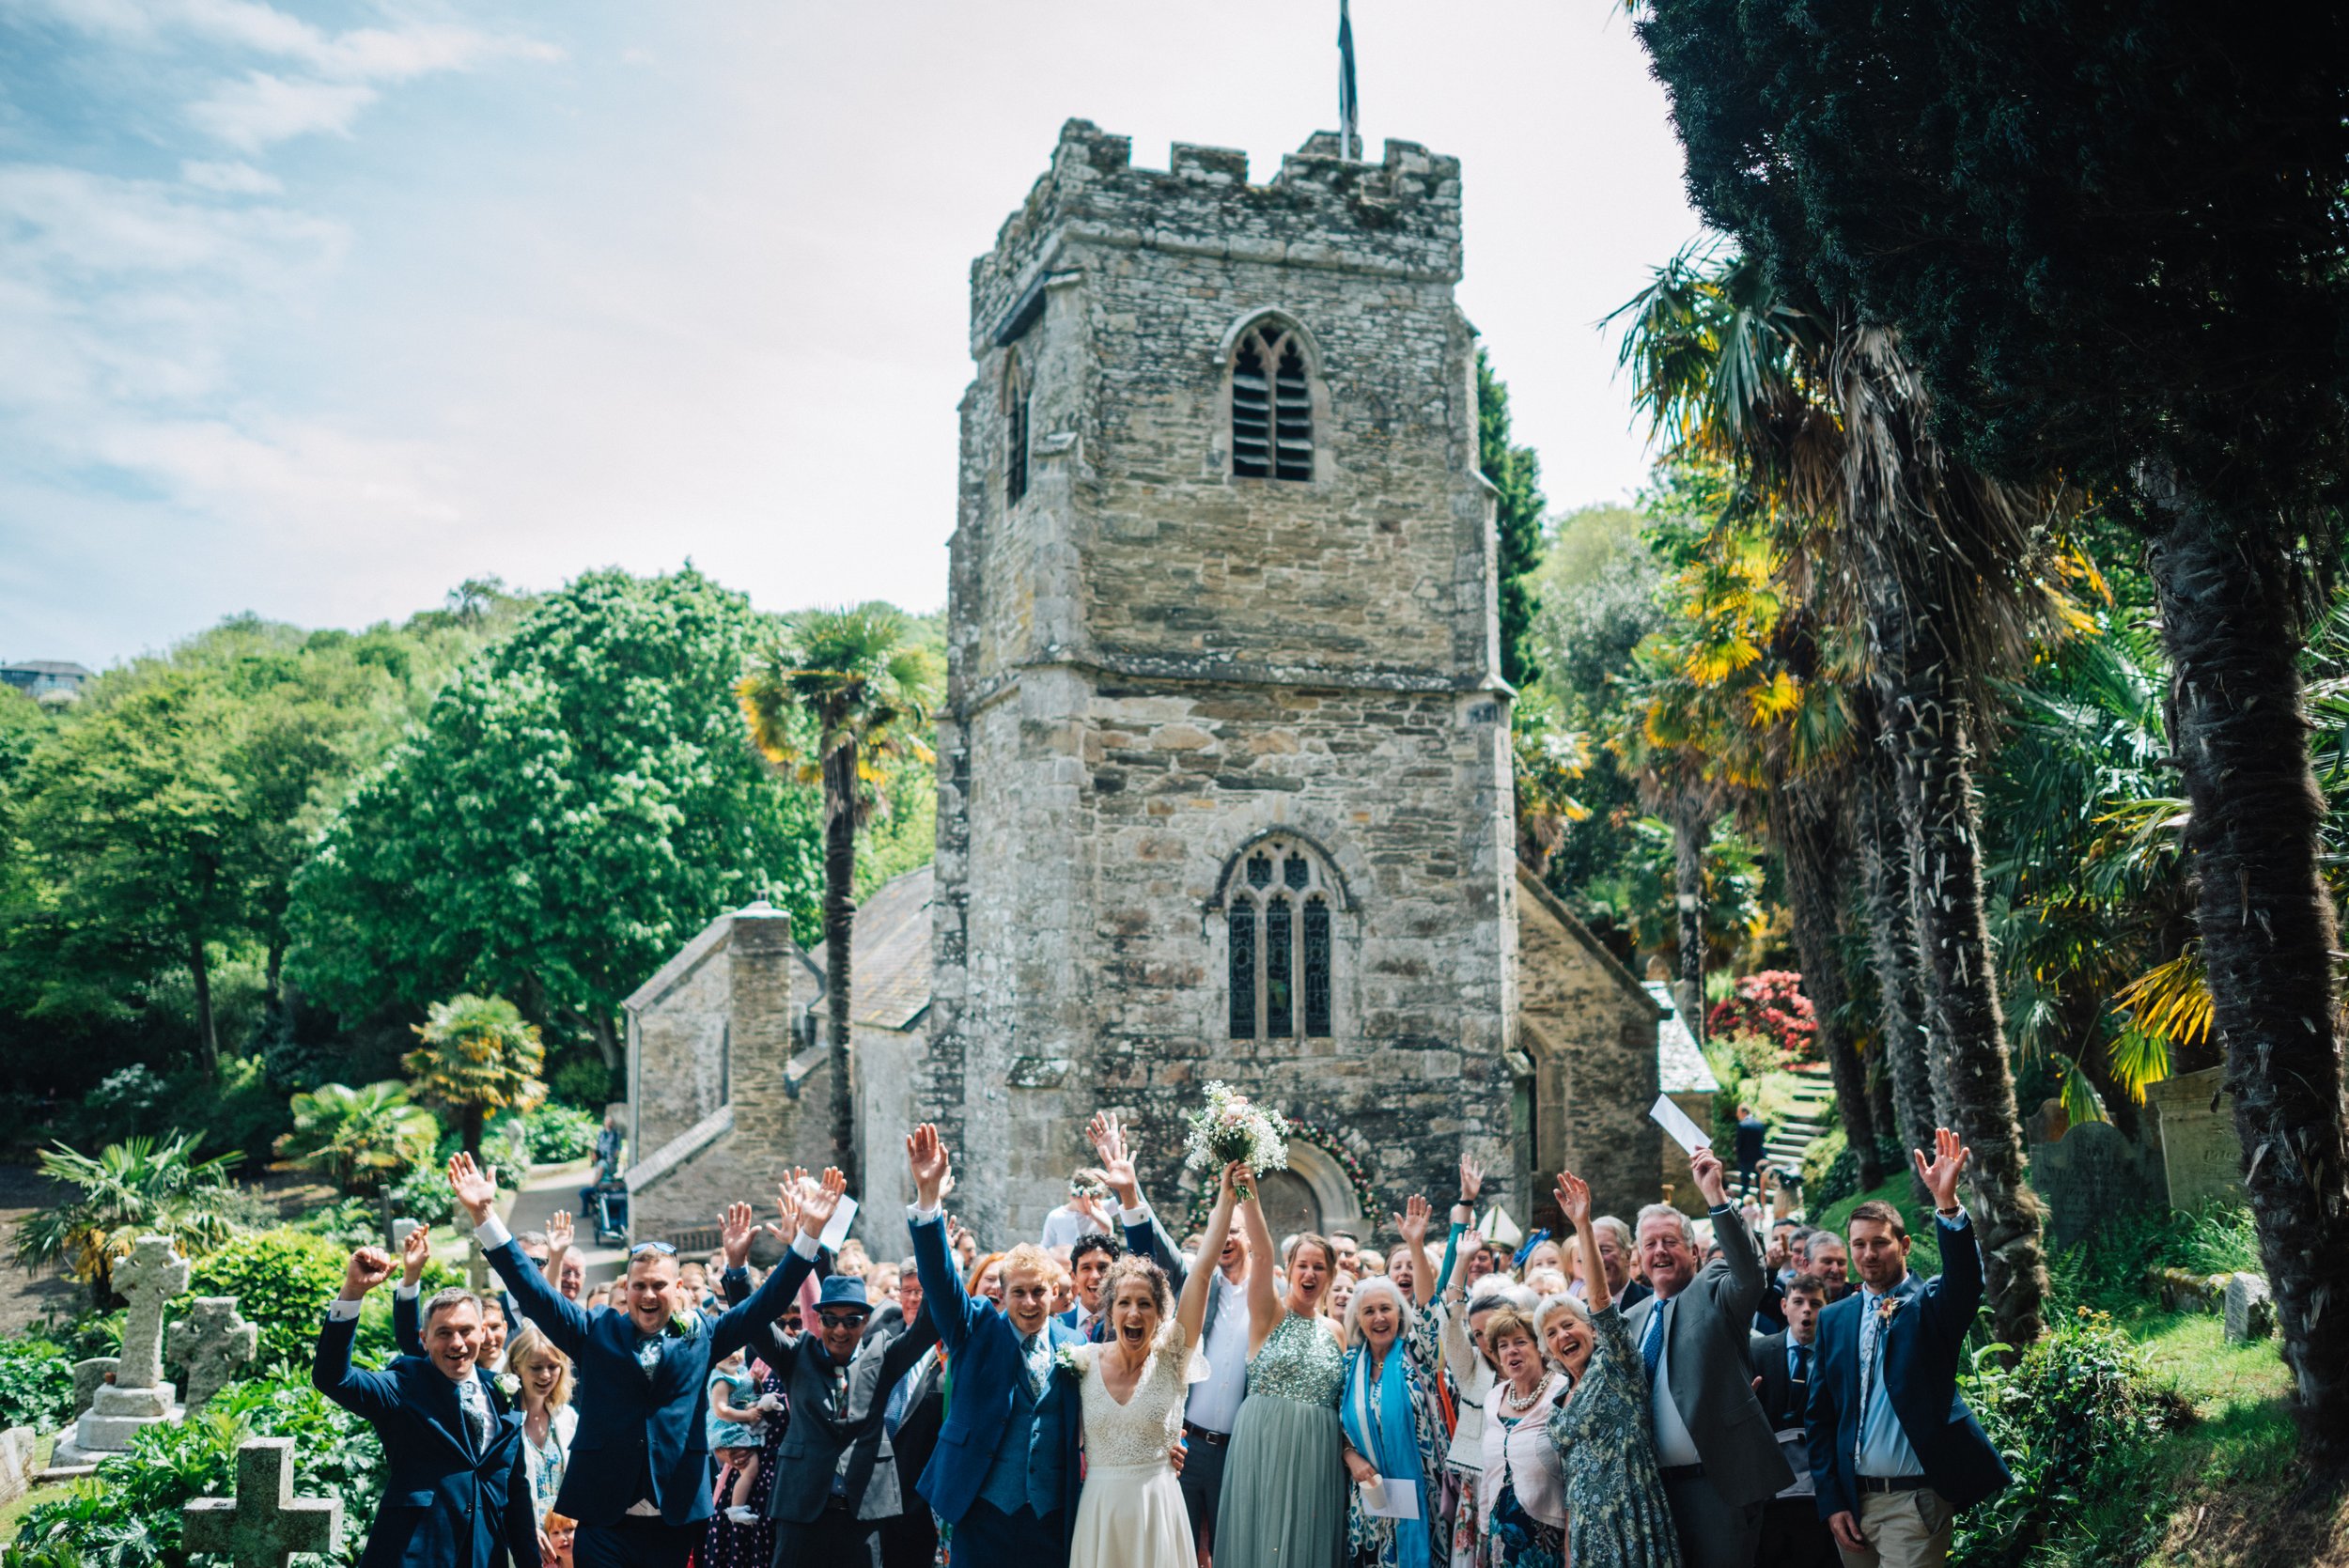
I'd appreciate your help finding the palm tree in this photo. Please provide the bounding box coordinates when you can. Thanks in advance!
[14,1135,241,1308]
[276,1080,442,1194]
[405,993,547,1160]
[738,607,940,1188]
[1614,248,2060,1343]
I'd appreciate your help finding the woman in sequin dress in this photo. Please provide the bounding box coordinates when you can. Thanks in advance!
[1215,1180,1348,1568]
[1544,1172,1680,1568]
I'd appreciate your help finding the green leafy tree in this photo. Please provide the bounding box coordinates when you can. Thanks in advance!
[275,1080,441,1193]
[12,1135,241,1307]
[738,606,941,1187]
[1629,0,2349,1440]
[290,569,820,1088]
[404,995,546,1159]
[1478,349,1549,691]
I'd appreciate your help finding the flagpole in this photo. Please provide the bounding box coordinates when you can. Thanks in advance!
[1337,0,1361,161]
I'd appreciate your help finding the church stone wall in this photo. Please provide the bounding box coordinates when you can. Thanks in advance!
[926,121,1517,1244]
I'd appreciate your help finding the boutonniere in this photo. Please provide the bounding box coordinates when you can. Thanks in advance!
[667,1309,698,1339]
[1875,1295,1906,1328]
[1053,1346,1084,1379]
[496,1373,521,1398]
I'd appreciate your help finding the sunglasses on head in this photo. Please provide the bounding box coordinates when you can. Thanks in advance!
[629,1241,677,1257]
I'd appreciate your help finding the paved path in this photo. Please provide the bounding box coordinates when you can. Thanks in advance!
[504,1159,627,1288]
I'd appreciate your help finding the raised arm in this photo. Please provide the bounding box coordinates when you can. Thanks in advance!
[713,1179,833,1358]
[390,1223,431,1358]
[1555,1171,1609,1312]
[1914,1128,1984,1329]
[1179,1165,1243,1345]
[1237,1179,1282,1352]
[907,1125,986,1353]
[449,1152,593,1359]
[543,1210,573,1284]
[1690,1144,1765,1318]
[1396,1193,1437,1309]
[312,1248,405,1417]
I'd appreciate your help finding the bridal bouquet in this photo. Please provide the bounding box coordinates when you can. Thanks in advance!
[1184,1081,1289,1199]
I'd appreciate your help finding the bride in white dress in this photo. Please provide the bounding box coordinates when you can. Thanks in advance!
[1068,1161,1243,1568]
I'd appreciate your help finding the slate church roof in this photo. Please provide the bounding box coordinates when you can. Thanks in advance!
[806,864,934,1032]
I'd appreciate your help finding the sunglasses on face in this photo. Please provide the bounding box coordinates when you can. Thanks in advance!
[817,1311,870,1329]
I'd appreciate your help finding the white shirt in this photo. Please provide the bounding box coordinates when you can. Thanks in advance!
[1039,1203,1110,1251]
[1184,1271,1252,1434]
[1644,1296,1702,1468]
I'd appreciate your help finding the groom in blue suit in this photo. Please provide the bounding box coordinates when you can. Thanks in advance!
[449,1153,841,1568]
[903,1125,1084,1568]
[1807,1128,2012,1566]
[312,1248,540,1568]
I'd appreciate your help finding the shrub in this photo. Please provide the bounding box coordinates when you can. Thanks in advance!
[0,1335,74,1432]
[1706,970,1818,1063]
[2047,1201,2263,1316]
[184,1229,351,1371]
[14,1135,244,1308]
[276,1080,439,1194]
[518,1102,600,1164]
[1952,1308,2186,1567]
[1809,1135,1901,1210]
[548,1053,614,1109]
[11,1374,381,1568]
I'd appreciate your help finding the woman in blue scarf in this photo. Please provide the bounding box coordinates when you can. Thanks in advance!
[1339,1241,1450,1568]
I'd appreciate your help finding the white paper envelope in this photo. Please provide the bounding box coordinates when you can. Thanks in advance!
[1362,1479,1421,1521]
[1650,1094,1713,1156]
[819,1195,860,1251]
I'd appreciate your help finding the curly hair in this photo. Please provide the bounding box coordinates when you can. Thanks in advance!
[1099,1253,1172,1318]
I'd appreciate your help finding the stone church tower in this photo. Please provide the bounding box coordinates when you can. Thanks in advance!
[923,120,1528,1241]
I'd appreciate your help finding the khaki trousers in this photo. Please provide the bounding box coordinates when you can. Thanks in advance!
[1835,1487,1953,1568]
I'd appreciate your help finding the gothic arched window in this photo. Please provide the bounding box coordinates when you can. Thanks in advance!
[1226,836,1336,1039]
[1230,321,1314,481]
[1004,349,1032,505]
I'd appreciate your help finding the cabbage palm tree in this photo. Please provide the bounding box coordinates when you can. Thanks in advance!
[738,607,940,1188]
[405,993,546,1160]
[276,1080,442,1194]
[15,1135,241,1308]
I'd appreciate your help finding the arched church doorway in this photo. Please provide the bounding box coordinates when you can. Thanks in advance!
[1254,1169,1321,1242]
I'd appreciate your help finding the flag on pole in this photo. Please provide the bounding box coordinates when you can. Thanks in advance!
[1337,0,1361,161]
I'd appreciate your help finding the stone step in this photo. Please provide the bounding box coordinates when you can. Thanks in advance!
[38,1464,97,1484]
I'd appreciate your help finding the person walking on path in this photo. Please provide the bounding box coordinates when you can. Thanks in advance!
[447,1152,834,1568]
[1807,1130,2011,1568]
[1734,1108,1768,1204]
[313,1248,542,1568]
[1544,1171,1680,1568]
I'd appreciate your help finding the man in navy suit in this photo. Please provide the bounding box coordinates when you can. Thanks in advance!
[1807,1128,2011,1567]
[903,1124,1085,1568]
[1055,1233,1122,1343]
[313,1248,541,1568]
[448,1152,839,1568]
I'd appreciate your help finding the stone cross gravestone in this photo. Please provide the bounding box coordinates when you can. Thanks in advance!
[183,1436,342,1568]
[54,1234,189,1463]
[466,1233,491,1293]
[168,1297,259,1409]
[2030,1122,2154,1251]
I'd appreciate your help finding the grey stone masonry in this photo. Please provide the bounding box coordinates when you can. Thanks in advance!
[927,121,1517,1243]
[168,1297,258,1409]
[183,1436,342,1568]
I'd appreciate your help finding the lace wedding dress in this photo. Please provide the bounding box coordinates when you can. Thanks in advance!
[1069,1322,1199,1568]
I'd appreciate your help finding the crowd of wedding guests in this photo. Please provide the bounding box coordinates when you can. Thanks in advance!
[308,1116,2008,1568]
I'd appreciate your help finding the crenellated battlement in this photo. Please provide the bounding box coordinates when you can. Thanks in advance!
[971,118,1462,342]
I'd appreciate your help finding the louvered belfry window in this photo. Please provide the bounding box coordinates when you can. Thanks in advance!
[1231,323,1314,481]
[1005,349,1032,505]
[1226,837,1335,1039]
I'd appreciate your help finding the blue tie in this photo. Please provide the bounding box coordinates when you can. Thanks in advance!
[1641,1302,1666,1383]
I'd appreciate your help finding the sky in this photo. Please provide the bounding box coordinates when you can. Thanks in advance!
[0,1,1705,671]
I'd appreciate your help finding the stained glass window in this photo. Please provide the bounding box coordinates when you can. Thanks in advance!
[1303,896,1331,1037]
[1228,902,1256,1040]
[1266,895,1293,1037]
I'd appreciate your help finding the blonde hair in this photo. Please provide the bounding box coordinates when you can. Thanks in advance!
[506,1324,573,1410]
[999,1242,1056,1285]
[1481,1302,1539,1355]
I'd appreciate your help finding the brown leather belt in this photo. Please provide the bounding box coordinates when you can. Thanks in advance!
[1182,1422,1231,1447]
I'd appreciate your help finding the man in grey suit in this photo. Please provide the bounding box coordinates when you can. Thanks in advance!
[1625,1143,1796,1568]
[1088,1111,1240,1565]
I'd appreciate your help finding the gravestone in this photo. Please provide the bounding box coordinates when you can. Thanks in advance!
[2030,1122,2153,1250]
[2223,1272,2275,1343]
[0,1426,34,1507]
[53,1234,188,1464]
[2148,1067,2248,1213]
[70,1357,117,1420]
[168,1297,259,1409]
[183,1436,342,1568]
[389,1217,421,1259]
[466,1234,491,1293]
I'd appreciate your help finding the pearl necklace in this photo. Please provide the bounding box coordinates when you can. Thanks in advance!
[1501,1374,1549,1413]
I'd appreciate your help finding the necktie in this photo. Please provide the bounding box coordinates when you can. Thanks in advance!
[1022,1333,1047,1400]
[637,1335,663,1382]
[1859,1296,1883,1469]
[459,1379,491,1454]
[1791,1343,1812,1424]
[1640,1302,1666,1383]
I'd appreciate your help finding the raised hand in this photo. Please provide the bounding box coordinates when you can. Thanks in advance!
[796,1167,848,1238]
[1688,1143,1731,1209]
[1458,1153,1485,1206]
[721,1201,759,1269]
[908,1125,952,1209]
[1915,1126,1971,1214]
[446,1153,498,1225]
[761,1179,802,1245]
[546,1210,574,1253]
[1087,1111,1142,1207]
[399,1223,432,1286]
[1392,1193,1433,1247]
[1553,1170,1593,1227]
[343,1246,394,1300]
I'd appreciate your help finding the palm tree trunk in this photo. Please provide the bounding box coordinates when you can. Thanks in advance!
[187,924,220,1078]
[2145,476,2349,1457]
[1886,652,2048,1347]
[1773,778,1881,1189]
[461,1103,484,1160]
[1670,793,1710,1041]
[1856,753,1936,1195]
[822,742,861,1190]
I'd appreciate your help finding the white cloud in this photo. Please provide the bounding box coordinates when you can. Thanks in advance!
[186,71,377,149]
[179,158,282,194]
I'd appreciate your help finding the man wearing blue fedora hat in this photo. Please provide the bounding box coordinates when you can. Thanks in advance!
[727,1256,941,1568]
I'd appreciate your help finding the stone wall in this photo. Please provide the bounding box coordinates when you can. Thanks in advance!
[926,121,1517,1243]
